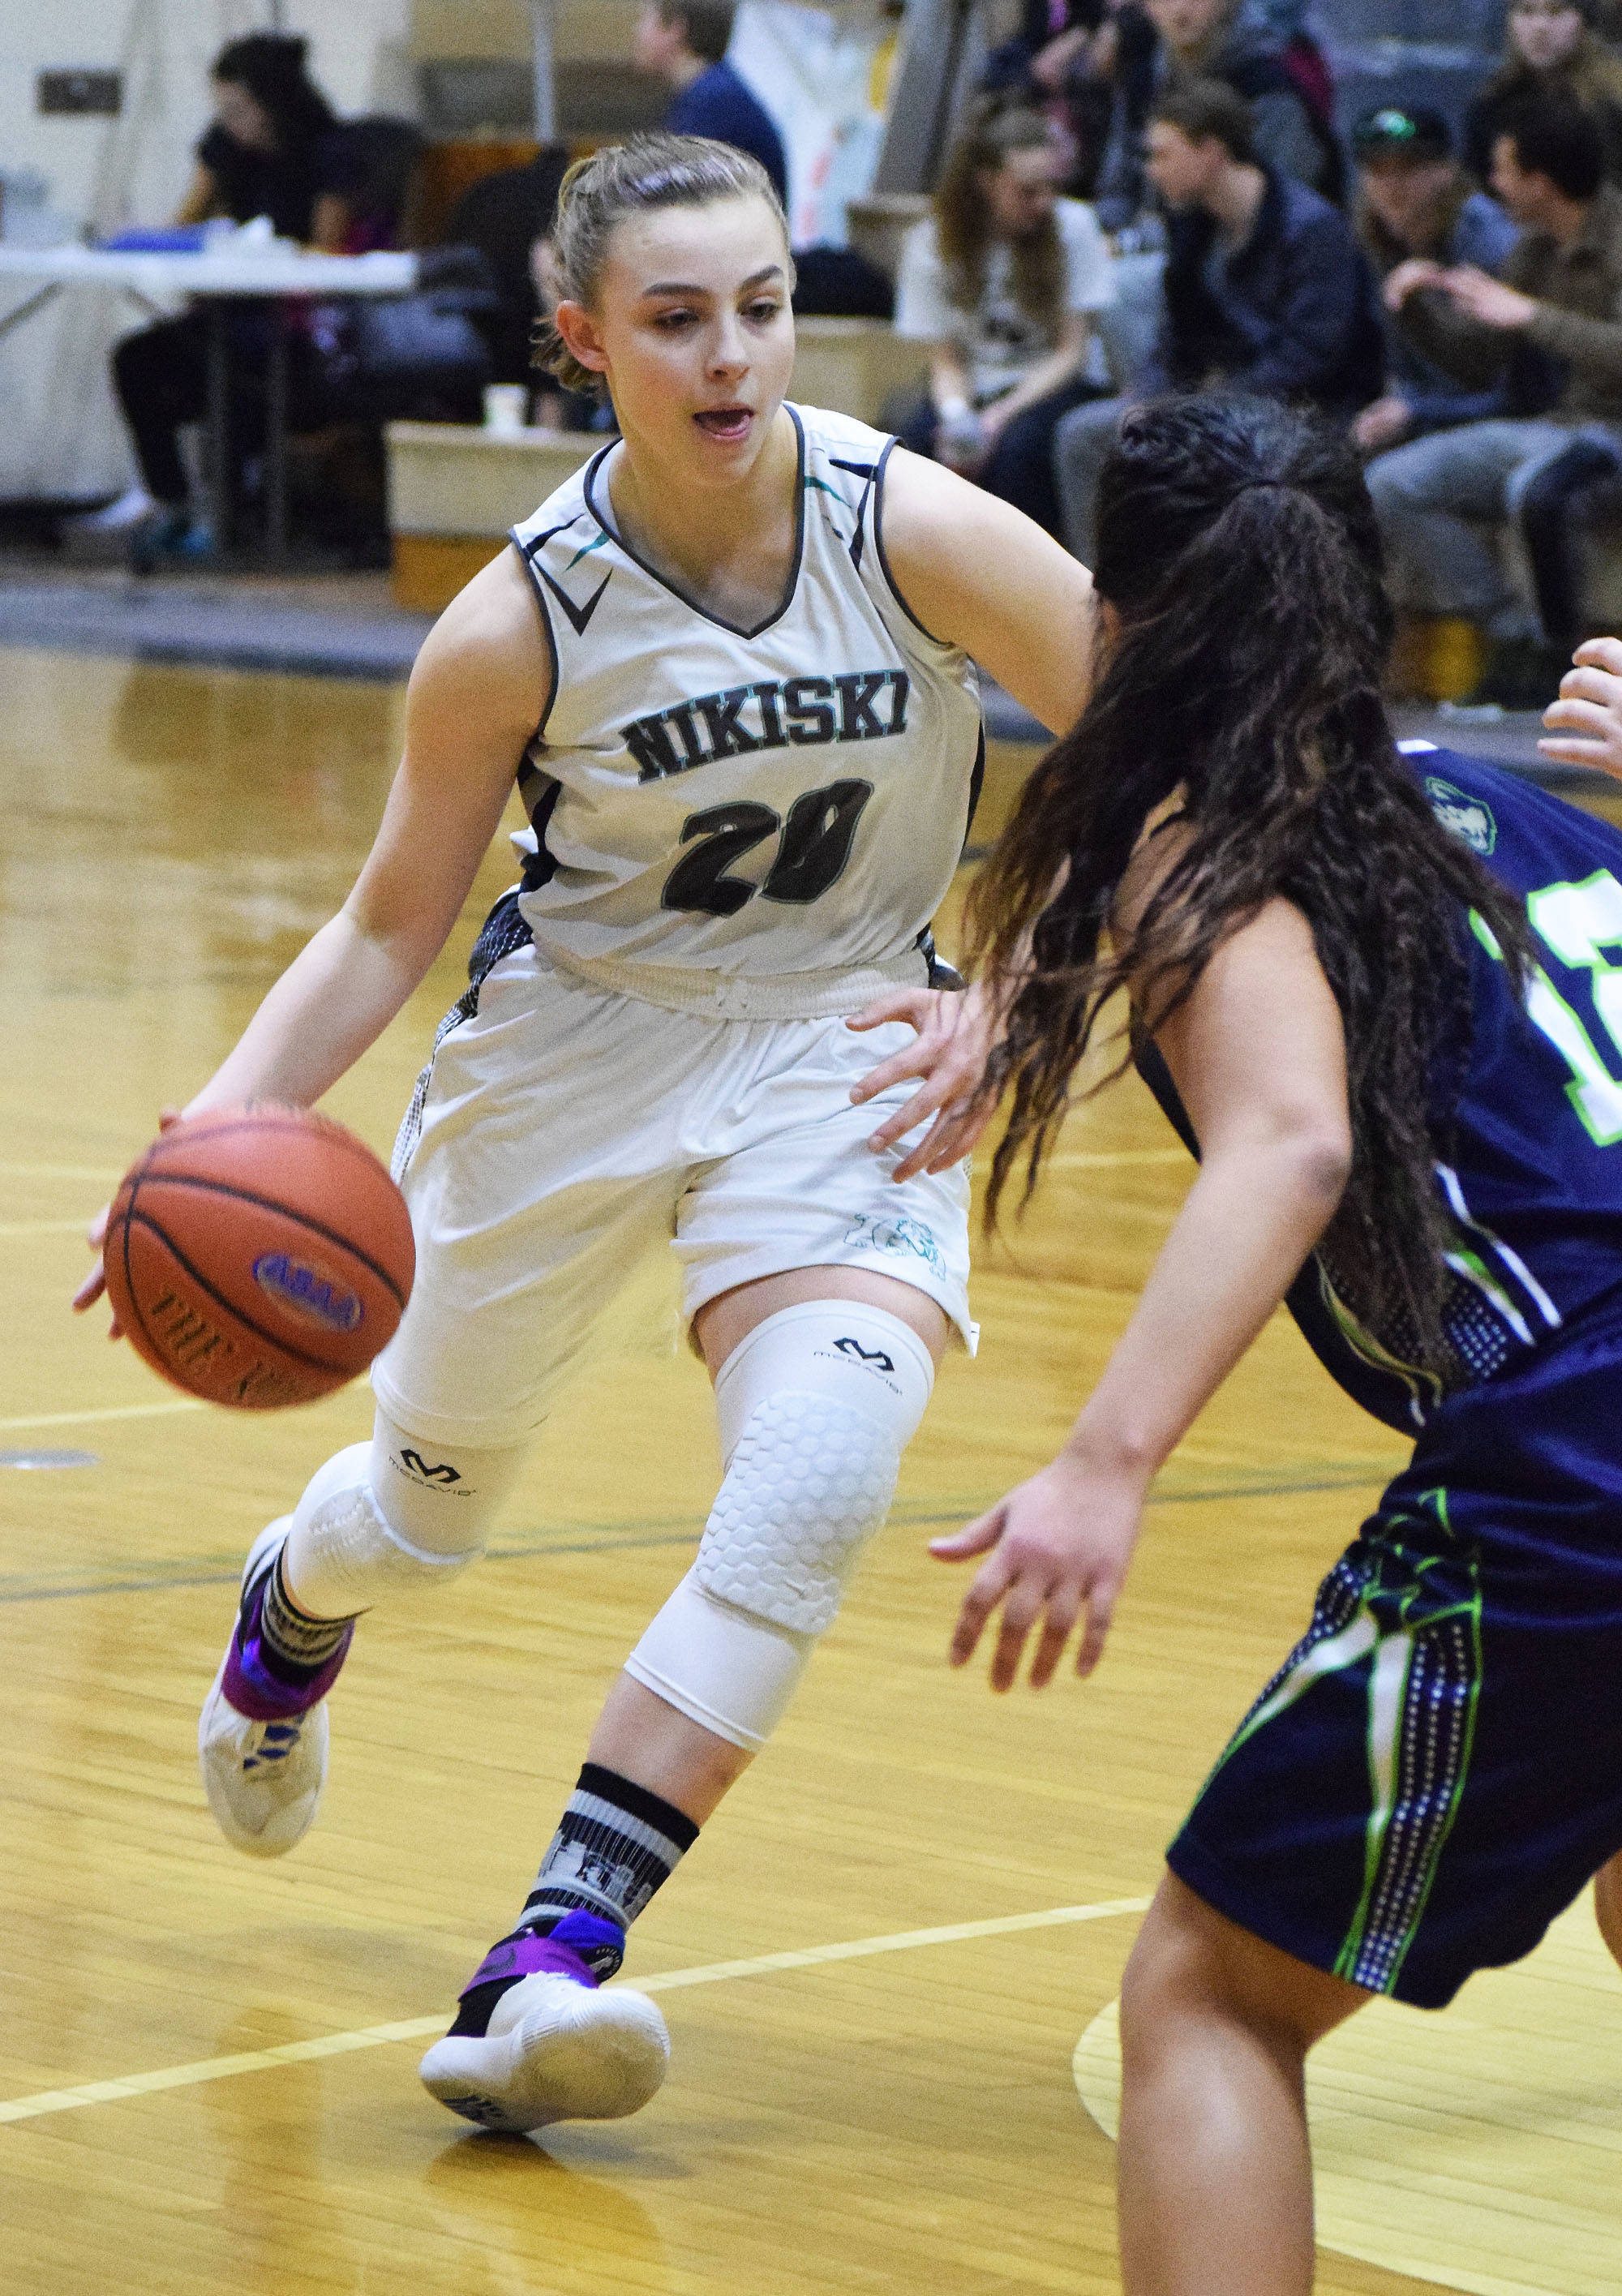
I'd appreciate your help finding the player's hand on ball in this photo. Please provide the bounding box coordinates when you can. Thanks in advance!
[1538,637,1622,777]
[72,1106,183,1335]
[932,1456,1145,1689]
[847,981,998,1179]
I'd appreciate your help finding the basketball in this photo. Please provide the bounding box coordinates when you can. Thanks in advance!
[101,1105,415,1409]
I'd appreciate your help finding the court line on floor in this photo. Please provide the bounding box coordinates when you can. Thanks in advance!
[0,1218,99,1238]
[0,1399,207,1434]
[0,1895,1152,2127]
[1045,1149,1190,1170]
[0,1470,1398,1603]
[0,1161,125,1184]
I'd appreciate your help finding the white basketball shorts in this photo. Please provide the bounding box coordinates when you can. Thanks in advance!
[371,937,973,1449]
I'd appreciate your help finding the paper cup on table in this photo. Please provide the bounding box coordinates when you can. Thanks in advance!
[483,385,530,435]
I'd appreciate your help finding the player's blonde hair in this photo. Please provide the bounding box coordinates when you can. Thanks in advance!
[534,133,793,397]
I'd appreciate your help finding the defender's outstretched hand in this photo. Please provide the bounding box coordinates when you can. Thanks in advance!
[931,1457,1146,1690]
[848,981,999,1180]
[1540,637,1622,777]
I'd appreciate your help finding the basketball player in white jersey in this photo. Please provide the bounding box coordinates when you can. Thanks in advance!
[76,135,1093,2133]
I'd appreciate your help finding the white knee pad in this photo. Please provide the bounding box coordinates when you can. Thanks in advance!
[704,1301,935,1632]
[624,1569,812,1753]
[625,1302,935,1749]
[280,1413,525,1618]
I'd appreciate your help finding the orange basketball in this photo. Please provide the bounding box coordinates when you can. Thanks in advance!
[101,1105,415,1409]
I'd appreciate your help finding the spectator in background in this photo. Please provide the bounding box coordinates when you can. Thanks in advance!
[1087,0,1338,238]
[980,0,1115,197]
[443,146,570,390]
[1368,99,1622,702]
[1350,104,1525,460]
[1053,79,1381,561]
[109,33,362,564]
[174,33,358,247]
[633,2,787,210]
[1465,1,1622,191]
[1240,0,1336,140]
[892,103,1114,539]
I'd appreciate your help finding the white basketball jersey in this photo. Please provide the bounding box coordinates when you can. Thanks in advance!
[506,405,984,1015]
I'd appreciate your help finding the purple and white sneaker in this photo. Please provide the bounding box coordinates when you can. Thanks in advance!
[197,1520,352,1859]
[418,1912,670,2132]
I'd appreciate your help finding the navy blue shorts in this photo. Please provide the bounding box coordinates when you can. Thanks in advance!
[1168,1307,1622,2008]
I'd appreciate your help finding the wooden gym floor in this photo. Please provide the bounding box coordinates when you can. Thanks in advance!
[3,644,1620,2296]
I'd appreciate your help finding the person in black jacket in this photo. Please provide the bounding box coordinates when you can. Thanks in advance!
[1087,0,1340,238]
[443,147,571,391]
[1053,79,1382,560]
[109,34,363,564]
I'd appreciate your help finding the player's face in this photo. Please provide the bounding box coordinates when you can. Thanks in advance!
[564,195,796,483]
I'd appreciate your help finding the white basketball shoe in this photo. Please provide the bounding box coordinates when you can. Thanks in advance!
[197,1519,350,1858]
[419,1916,669,2132]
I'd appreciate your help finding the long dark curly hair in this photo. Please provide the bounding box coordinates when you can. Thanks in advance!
[968,394,1533,1375]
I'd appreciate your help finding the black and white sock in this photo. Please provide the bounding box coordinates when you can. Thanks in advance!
[449,1764,698,2038]
[521,1761,699,1931]
[257,1551,354,1681]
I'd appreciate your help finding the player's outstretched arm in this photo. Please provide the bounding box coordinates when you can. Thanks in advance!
[1539,637,1622,776]
[877,447,1096,737]
[73,549,549,1321]
[188,549,549,1118]
[936,898,1353,1691]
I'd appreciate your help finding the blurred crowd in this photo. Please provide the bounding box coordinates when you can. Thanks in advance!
[91,12,794,571]
[903,0,1622,706]
[87,6,1622,705]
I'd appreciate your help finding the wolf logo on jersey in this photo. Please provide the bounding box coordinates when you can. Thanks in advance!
[504,406,985,1010]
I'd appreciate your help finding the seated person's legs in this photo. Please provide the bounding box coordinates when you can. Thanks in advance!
[1513,434,1622,657]
[1053,394,1127,564]
[979,377,1114,540]
[890,384,940,459]
[1363,417,1570,638]
[112,315,209,512]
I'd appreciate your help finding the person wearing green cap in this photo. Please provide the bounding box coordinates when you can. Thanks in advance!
[1367,97,1622,705]
[1350,104,1525,461]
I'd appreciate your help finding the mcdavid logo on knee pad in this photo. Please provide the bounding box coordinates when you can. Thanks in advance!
[397,1448,462,1487]
[834,1336,895,1373]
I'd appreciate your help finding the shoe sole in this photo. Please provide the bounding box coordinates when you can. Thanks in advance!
[418,1976,670,2133]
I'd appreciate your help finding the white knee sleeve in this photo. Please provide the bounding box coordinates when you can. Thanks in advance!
[280,1412,525,1618]
[625,1302,935,1749]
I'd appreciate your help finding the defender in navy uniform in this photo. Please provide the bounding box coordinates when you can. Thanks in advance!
[1139,737,1622,2008]
[865,393,1622,2294]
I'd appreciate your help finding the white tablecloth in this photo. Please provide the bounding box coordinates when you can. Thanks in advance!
[0,245,418,301]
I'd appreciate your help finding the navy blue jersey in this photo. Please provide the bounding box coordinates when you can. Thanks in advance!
[1136,742,1622,1431]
